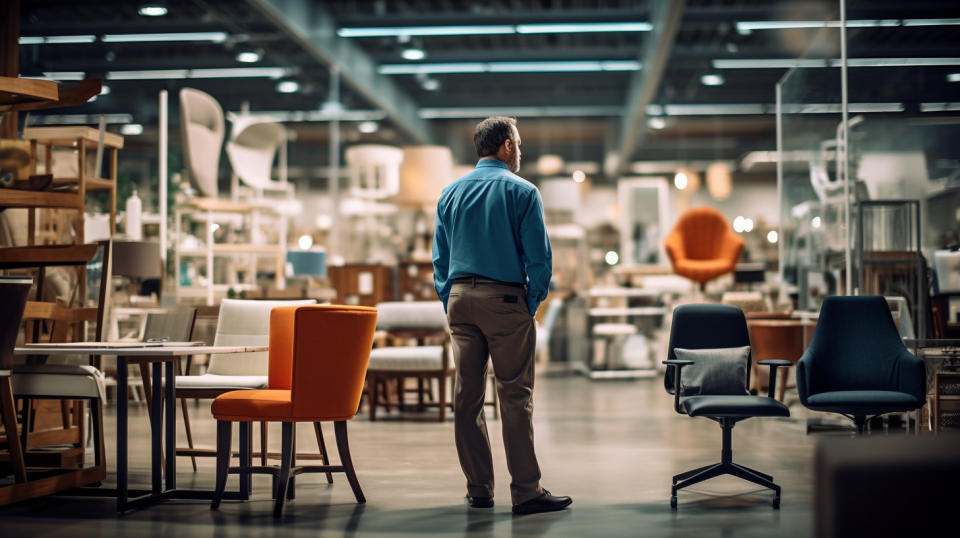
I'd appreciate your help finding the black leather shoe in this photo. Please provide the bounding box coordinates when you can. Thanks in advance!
[512,491,572,515]
[466,495,494,508]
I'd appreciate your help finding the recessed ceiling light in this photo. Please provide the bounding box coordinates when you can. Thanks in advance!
[401,47,426,61]
[276,80,300,93]
[120,124,144,136]
[357,121,379,134]
[100,84,111,95]
[138,4,168,17]
[421,78,440,91]
[647,117,666,129]
[236,51,262,63]
[701,73,725,86]
[948,73,960,82]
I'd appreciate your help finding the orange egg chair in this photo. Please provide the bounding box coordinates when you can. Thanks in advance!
[210,304,377,518]
[664,206,743,288]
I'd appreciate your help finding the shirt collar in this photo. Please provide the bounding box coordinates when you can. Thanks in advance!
[476,158,508,170]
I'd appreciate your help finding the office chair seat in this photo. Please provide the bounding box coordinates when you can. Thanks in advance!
[806,390,922,415]
[681,395,790,418]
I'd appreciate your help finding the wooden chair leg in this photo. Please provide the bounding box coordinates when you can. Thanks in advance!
[335,420,365,503]
[211,420,232,510]
[0,378,27,483]
[314,422,333,483]
[273,422,294,518]
[287,423,296,500]
[180,397,197,472]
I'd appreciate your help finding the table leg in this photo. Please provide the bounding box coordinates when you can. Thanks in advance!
[239,421,251,500]
[117,357,128,511]
[0,376,27,483]
[164,360,176,491]
[151,359,162,495]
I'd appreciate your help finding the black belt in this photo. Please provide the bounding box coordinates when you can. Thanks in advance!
[453,276,526,288]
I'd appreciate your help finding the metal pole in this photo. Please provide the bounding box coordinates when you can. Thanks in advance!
[328,67,342,262]
[775,82,784,284]
[840,0,852,296]
[159,90,168,264]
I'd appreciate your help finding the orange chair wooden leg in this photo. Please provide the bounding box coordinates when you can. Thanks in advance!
[314,422,333,484]
[211,420,231,510]
[335,420,365,503]
[273,422,294,518]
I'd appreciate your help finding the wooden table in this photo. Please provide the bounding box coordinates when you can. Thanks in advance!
[14,344,267,512]
[746,319,817,400]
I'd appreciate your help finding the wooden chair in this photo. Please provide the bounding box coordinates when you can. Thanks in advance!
[211,304,377,517]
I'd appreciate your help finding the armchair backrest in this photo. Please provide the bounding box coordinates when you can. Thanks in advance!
[802,295,907,394]
[180,87,224,198]
[0,276,32,370]
[208,298,316,376]
[267,305,378,420]
[665,303,752,394]
[666,206,741,261]
[375,301,448,335]
[226,120,285,191]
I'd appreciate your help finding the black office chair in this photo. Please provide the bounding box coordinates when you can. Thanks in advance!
[663,304,791,509]
[797,295,925,434]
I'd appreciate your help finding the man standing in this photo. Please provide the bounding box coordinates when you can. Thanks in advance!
[433,116,572,515]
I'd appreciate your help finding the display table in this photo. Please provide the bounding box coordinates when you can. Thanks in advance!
[14,343,267,512]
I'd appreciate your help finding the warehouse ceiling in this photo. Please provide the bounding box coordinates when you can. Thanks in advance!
[17,0,960,182]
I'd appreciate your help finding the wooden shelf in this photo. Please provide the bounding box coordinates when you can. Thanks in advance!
[178,244,284,256]
[0,188,79,209]
[22,126,124,149]
[0,244,98,270]
[0,77,58,110]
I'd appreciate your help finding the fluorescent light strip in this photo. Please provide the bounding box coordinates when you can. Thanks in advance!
[902,18,960,26]
[19,35,97,44]
[380,60,640,75]
[920,103,960,112]
[102,32,228,43]
[338,25,514,37]
[230,110,387,122]
[949,73,960,82]
[644,102,904,116]
[737,20,899,32]
[107,67,291,80]
[40,71,86,81]
[339,22,651,37]
[419,106,622,119]
[29,113,134,125]
[713,58,960,69]
[515,22,652,33]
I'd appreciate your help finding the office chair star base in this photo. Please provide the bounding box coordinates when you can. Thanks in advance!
[670,419,781,509]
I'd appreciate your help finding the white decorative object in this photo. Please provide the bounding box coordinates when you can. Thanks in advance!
[179,88,224,198]
[125,188,142,240]
[345,144,404,200]
[397,146,454,207]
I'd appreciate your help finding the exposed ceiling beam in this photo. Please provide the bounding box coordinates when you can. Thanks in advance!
[246,0,435,144]
[612,0,686,177]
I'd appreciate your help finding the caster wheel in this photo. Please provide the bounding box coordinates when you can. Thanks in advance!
[670,495,677,509]
[772,497,780,509]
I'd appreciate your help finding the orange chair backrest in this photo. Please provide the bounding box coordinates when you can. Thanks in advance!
[268,305,378,419]
[669,206,734,260]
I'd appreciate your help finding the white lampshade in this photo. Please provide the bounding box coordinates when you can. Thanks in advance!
[396,146,455,207]
[344,144,403,200]
[706,161,733,201]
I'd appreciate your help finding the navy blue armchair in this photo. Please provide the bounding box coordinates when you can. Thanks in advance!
[663,304,790,509]
[797,296,926,433]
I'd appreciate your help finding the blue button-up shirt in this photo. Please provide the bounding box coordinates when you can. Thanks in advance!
[433,158,552,316]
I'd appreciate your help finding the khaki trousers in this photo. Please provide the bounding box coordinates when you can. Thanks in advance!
[447,281,544,505]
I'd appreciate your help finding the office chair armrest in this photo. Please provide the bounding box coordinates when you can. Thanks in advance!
[663,359,694,413]
[757,359,793,399]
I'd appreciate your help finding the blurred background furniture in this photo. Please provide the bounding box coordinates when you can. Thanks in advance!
[664,207,743,290]
[797,295,926,433]
[179,88,223,198]
[210,304,377,518]
[663,303,790,509]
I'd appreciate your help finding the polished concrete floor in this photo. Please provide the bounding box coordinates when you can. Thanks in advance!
[0,374,820,537]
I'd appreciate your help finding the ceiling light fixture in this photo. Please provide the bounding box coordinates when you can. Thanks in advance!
[138,3,168,17]
[39,71,86,81]
[120,124,144,136]
[19,35,98,45]
[714,57,960,69]
[338,22,652,38]
[401,47,426,61]
[357,121,379,133]
[421,78,440,91]
[275,80,300,93]
[107,67,290,80]
[102,32,228,43]
[417,105,621,118]
[380,60,641,75]
[516,22,652,33]
[647,117,666,129]
[236,50,262,63]
[700,73,725,86]
[100,85,111,95]
[948,73,960,82]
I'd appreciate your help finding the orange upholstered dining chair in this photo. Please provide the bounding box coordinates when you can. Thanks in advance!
[664,206,744,288]
[210,304,378,518]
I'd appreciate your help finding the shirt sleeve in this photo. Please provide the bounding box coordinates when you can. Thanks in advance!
[519,188,552,316]
[432,200,452,312]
